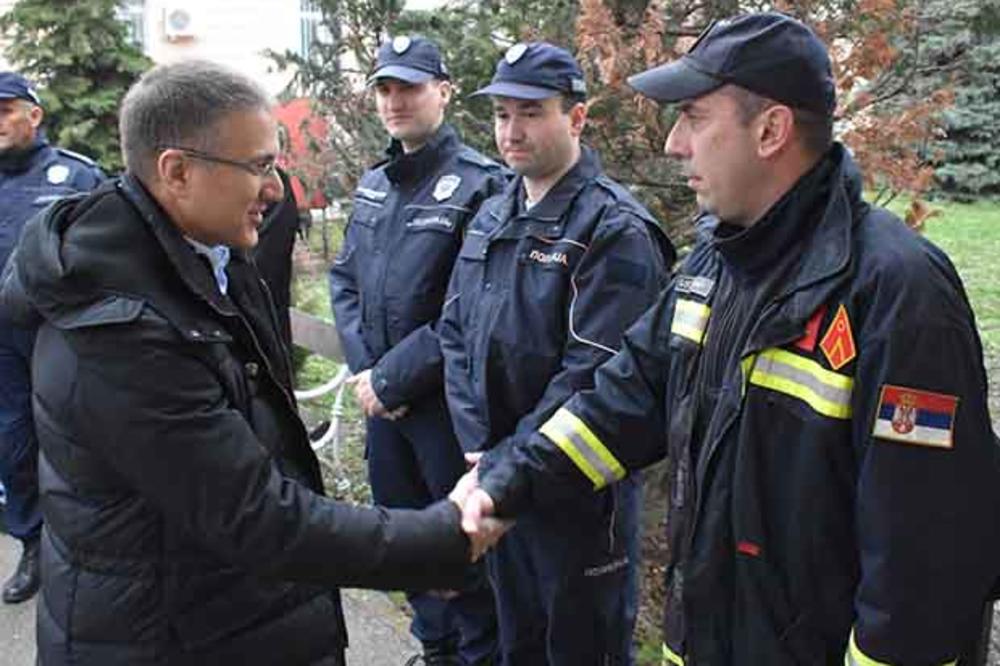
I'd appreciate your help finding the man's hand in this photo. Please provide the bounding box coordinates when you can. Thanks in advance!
[448,462,512,561]
[347,370,408,420]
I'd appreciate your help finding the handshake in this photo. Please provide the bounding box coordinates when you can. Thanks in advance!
[347,371,512,560]
[448,453,514,562]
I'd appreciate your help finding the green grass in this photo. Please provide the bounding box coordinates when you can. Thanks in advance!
[917,199,1000,353]
[290,214,374,504]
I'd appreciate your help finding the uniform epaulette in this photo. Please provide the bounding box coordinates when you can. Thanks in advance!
[457,147,502,171]
[593,174,630,201]
[55,147,97,166]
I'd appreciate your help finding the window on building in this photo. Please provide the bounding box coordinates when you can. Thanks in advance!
[118,0,146,50]
[299,0,324,57]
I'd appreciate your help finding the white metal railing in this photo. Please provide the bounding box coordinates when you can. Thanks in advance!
[294,364,349,464]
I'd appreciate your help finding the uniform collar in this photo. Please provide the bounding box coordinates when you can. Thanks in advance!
[384,122,460,184]
[713,150,836,282]
[777,143,861,297]
[741,143,867,350]
[0,136,47,174]
[495,145,602,224]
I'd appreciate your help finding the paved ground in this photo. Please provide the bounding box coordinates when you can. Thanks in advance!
[0,532,418,666]
[0,534,34,666]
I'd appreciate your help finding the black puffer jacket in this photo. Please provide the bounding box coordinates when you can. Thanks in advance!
[0,175,470,666]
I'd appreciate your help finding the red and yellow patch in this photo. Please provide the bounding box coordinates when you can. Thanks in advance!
[794,304,828,353]
[819,304,856,370]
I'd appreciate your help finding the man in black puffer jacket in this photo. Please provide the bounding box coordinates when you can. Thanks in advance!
[0,60,499,666]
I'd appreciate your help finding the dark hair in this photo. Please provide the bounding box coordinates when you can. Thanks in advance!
[559,92,587,113]
[725,86,833,157]
[119,60,272,181]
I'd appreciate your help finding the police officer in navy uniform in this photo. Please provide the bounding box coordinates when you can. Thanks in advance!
[0,71,103,604]
[328,36,505,665]
[440,43,674,664]
[454,14,1000,665]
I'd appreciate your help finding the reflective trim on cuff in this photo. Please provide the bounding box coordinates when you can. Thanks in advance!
[845,629,957,666]
[539,407,626,490]
[662,642,685,666]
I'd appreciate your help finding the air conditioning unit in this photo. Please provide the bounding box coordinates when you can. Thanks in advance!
[163,3,197,41]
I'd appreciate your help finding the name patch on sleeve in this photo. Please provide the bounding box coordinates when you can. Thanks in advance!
[873,384,959,449]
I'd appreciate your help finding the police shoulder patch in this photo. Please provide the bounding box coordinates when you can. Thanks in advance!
[873,384,958,449]
[46,164,70,185]
[433,174,461,201]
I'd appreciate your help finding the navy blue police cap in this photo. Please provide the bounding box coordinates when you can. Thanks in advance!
[628,12,835,116]
[367,35,450,85]
[472,42,587,100]
[0,72,42,106]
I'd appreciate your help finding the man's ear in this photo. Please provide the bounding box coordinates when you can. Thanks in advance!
[156,149,191,196]
[438,80,453,106]
[568,101,588,137]
[27,104,43,130]
[756,104,795,160]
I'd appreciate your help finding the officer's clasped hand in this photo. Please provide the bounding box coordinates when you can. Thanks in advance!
[448,456,512,561]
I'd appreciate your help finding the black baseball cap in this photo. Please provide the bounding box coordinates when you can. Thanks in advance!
[0,72,42,106]
[367,35,450,85]
[628,12,835,116]
[472,42,587,100]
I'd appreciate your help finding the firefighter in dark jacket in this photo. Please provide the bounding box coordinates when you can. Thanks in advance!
[0,60,503,666]
[453,14,1000,665]
[328,35,505,665]
[0,71,103,605]
[440,43,674,664]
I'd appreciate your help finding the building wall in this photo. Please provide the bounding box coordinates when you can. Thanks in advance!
[0,0,445,92]
[137,0,304,95]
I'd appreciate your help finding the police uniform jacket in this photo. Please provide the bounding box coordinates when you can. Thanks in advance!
[0,175,471,666]
[478,144,1000,665]
[329,124,507,409]
[440,146,674,454]
[0,138,103,272]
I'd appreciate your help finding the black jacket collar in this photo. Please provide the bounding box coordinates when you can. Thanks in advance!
[713,150,836,282]
[119,173,239,317]
[741,143,868,350]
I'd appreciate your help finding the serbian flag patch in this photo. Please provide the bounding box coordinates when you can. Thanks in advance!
[872,384,959,449]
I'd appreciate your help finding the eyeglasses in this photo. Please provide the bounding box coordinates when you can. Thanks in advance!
[161,146,278,178]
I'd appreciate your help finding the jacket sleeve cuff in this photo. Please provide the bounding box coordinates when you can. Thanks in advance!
[846,628,957,666]
[370,365,404,411]
[478,444,531,519]
[381,500,471,589]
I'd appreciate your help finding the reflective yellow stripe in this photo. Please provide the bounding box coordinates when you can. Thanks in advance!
[540,407,626,490]
[846,629,956,666]
[747,348,854,419]
[662,643,685,666]
[671,299,711,345]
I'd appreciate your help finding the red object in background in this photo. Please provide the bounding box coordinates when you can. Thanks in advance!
[274,98,329,210]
